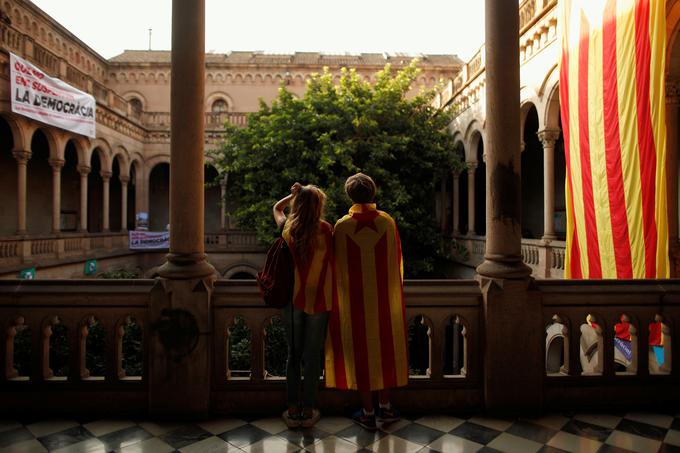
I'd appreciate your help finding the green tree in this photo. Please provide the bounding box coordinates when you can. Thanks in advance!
[214,61,465,277]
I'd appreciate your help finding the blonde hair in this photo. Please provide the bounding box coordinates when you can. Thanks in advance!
[287,185,326,264]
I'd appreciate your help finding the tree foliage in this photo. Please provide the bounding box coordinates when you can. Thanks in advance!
[214,61,465,277]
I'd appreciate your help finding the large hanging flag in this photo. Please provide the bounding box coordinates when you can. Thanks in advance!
[560,0,669,279]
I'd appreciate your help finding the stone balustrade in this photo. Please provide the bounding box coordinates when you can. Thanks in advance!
[0,278,678,415]
[454,235,566,279]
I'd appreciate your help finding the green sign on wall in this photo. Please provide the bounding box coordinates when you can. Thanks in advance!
[84,259,97,276]
[19,267,36,279]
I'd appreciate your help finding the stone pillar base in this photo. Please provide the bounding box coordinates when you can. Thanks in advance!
[157,253,217,280]
[478,277,543,414]
[148,276,216,418]
[477,254,531,280]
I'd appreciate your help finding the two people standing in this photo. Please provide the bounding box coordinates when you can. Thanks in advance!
[272,173,408,430]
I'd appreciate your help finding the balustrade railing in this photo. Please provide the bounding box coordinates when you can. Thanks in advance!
[0,280,151,412]
[519,0,537,31]
[539,280,680,408]
[1,278,678,415]
[143,111,249,130]
[33,43,60,75]
[0,232,129,271]
[454,235,566,278]
[211,279,483,413]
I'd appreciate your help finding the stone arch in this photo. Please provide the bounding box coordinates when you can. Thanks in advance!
[27,129,54,234]
[148,158,170,231]
[205,164,221,233]
[520,99,541,143]
[123,91,147,113]
[0,115,17,236]
[206,92,233,112]
[465,122,484,163]
[0,113,31,152]
[88,139,112,173]
[223,264,259,279]
[29,126,60,161]
[111,146,131,178]
[521,102,544,239]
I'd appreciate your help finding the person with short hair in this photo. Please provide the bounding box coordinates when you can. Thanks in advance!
[325,173,408,430]
[273,182,333,428]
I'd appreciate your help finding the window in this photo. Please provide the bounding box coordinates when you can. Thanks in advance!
[212,99,228,113]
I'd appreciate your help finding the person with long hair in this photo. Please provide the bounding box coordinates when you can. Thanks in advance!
[273,182,333,428]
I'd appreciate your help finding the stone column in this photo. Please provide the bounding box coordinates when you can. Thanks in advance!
[77,165,90,232]
[101,171,111,232]
[150,0,215,419]
[440,177,448,233]
[538,129,560,240]
[452,170,460,235]
[49,159,65,233]
[13,150,31,235]
[477,0,539,414]
[157,0,213,279]
[120,176,129,232]
[220,175,227,231]
[467,164,476,235]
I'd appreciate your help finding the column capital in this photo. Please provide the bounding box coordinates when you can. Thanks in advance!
[467,163,478,174]
[100,170,113,181]
[119,175,130,184]
[452,169,461,179]
[537,129,561,147]
[12,149,31,163]
[77,165,91,176]
[48,158,65,170]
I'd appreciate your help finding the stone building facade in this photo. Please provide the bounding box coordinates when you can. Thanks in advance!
[0,0,461,278]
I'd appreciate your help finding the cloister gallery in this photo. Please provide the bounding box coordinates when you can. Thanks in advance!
[0,0,678,419]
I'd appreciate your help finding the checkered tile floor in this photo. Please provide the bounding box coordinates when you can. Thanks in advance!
[1,411,679,452]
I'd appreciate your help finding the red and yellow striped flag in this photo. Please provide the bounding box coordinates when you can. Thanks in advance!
[560,0,669,279]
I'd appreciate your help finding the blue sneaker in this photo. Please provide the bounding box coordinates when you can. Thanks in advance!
[352,409,377,430]
[377,405,401,423]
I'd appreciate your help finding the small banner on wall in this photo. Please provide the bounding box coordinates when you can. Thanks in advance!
[84,259,97,276]
[10,52,96,138]
[129,230,169,250]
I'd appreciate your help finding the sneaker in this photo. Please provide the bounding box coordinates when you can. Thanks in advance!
[377,405,401,423]
[352,408,377,430]
[282,409,301,429]
[300,408,321,428]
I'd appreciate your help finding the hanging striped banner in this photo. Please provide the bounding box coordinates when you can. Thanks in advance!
[560,0,669,279]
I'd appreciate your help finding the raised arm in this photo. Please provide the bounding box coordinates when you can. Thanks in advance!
[272,182,302,228]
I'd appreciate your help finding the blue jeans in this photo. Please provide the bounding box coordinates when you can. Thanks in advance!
[282,303,329,408]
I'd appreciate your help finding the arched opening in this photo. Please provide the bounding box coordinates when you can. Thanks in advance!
[455,142,468,235]
[474,135,486,236]
[61,141,81,232]
[205,164,221,233]
[127,163,138,231]
[521,105,544,239]
[88,149,104,232]
[149,163,170,231]
[27,129,52,235]
[0,116,17,236]
[110,157,123,231]
[129,97,143,114]
[408,315,432,378]
[230,271,256,279]
[211,99,229,113]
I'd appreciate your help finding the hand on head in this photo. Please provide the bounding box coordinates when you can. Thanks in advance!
[291,182,303,196]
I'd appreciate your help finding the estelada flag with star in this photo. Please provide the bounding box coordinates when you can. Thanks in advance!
[560,0,669,278]
[325,203,409,391]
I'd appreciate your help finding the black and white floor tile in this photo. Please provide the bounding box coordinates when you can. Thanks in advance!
[1,411,679,452]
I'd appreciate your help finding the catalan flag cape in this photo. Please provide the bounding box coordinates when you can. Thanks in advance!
[560,0,669,278]
[325,204,409,391]
[282,220,334,314]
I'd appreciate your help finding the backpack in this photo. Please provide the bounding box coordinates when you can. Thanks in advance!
[256,237,294,308]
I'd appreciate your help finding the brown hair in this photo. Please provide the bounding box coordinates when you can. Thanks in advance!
[287,185,326,264]
[345,173,376,204]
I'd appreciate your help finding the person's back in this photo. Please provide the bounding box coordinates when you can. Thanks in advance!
[326,173,408,429]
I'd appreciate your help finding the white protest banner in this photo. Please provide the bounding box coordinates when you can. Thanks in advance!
[10,52,96,138]
[129,230,170,250]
